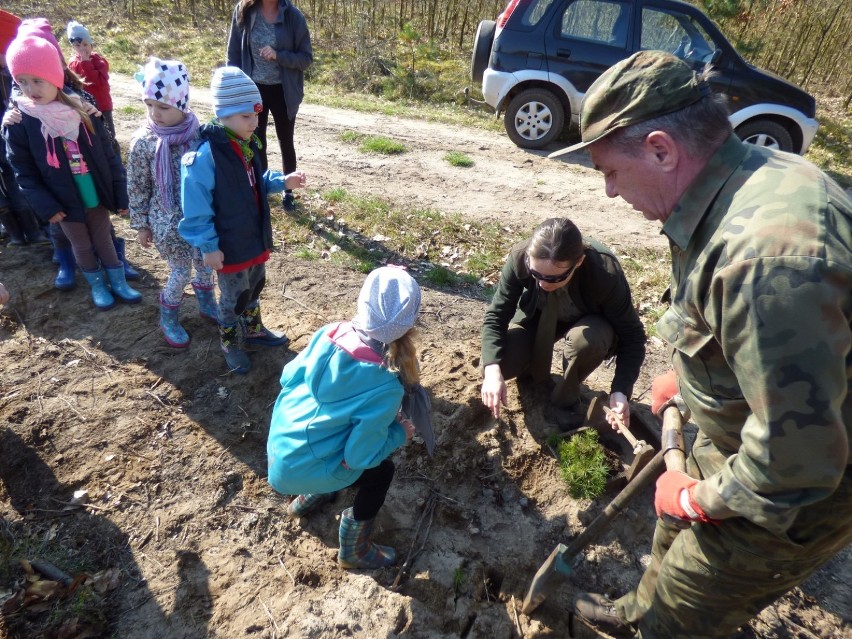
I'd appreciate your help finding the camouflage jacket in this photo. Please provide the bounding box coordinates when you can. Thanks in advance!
[657,134,852,535]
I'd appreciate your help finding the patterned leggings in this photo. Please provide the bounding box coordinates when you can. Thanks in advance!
[162,250,215,306]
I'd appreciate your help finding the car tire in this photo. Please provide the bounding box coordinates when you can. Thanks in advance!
[504,88,565,149]
[736,119,795,153]
[471,20,496,84]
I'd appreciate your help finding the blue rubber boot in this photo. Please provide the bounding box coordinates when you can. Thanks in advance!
[113,236,140,281]
[54,247,77,291]
[159,293,190,348]
[81,269,115,310]
[104,265,142,304]
[241,302,290,347]
[191,282,218,323]
[219,323,251,374]
[337,507,396,569]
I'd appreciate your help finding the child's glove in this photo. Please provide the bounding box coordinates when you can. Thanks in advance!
[654,470,718,524]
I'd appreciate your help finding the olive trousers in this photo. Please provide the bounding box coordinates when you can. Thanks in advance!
[498,314,615,407]
[617,462,852,638]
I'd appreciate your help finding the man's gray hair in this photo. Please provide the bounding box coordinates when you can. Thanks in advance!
[607,68,732,158]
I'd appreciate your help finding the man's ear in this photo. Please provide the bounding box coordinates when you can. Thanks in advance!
[644,130,679,172]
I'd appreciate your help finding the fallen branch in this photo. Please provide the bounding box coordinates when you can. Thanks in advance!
[58,396,87,421]
[260,597,282,637]
[277,554,296,587]
[145,390,169,408]
[281,287,323,317]
[511,595,524,638]
[391,493,437,590]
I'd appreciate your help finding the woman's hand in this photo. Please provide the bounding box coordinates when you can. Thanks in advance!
[481,363,507,419]
[49,211,67,224]
[137,228,153,248]
[259,45,277,61]
[606,391,630,429]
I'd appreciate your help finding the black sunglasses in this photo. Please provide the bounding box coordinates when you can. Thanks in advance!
[526,256,578,283]
[69,37,84,44]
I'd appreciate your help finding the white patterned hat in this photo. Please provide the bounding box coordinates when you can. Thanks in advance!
[140,56,190,112]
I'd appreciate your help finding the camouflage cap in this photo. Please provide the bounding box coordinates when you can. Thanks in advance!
[549,50,710,158]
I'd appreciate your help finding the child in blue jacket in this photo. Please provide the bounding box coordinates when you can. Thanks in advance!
[179,66,305,373]
[267,266,421,569]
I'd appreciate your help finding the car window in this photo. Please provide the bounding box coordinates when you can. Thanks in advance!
[521,0,558,27]
[560,0,630,48]
[641,8,717,63]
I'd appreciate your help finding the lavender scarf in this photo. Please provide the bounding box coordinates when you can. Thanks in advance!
[148,109,200,211]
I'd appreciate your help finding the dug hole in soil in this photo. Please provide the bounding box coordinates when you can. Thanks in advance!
[0,74,849,639]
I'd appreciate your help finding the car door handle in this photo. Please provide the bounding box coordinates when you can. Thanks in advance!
[556,48,572,58]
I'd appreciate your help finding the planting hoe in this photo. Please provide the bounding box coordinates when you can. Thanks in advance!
[522,406,685,615]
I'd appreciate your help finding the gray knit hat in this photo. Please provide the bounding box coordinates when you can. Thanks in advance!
[211,66,262,119]
[66,20,92,45]
[354,267,421,345]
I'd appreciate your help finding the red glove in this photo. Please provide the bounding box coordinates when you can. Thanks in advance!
[655,470,717,524]
[651,370,678,416]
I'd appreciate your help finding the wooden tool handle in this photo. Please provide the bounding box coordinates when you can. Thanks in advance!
[602,404,640,448]
[661,405,686,473]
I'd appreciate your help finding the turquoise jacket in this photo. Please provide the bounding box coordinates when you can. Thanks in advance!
[267,322,408,495]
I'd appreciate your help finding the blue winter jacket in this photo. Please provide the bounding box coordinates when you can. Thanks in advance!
[179,124,284,264]
[267,322,408,496]
[226,0,313,121]
[4,111,128,223]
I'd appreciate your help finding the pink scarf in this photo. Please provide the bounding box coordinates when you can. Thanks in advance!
[16,95,84,168]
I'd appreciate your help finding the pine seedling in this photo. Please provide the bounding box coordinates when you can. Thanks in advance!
[556,429,609,499]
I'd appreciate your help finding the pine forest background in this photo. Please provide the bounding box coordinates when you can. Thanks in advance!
[5,0,852,183]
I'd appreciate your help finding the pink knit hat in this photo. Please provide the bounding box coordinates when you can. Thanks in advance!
[6,35,65,90]
[17,18,66,64]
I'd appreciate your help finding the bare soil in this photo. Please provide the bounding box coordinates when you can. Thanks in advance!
[0,74,849,639]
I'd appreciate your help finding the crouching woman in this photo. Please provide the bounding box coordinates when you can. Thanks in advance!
[267,266,420,569]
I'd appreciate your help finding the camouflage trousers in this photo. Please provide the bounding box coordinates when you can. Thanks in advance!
[616,462,852,638]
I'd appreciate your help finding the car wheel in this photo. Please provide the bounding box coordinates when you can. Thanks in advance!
[504,89,565,149]
[736,119,795,153]
[471,20,496,84]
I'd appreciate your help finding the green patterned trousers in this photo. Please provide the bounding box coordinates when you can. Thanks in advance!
[616,462,852,638]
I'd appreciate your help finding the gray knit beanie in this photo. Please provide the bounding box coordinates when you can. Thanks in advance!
[354,267,421,345]
[211,66,262,119]
[66,20,92,45]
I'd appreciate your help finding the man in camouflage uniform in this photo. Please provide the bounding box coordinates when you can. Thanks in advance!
[549,50,852,638]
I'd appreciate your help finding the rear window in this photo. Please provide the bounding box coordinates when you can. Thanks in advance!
[560,0,630,48]
[641,8,716,61]
[520,0,558,27]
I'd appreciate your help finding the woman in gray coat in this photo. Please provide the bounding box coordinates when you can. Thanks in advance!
[227,0,312,211]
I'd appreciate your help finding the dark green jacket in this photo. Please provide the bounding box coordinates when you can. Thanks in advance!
[481,238,646,399]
